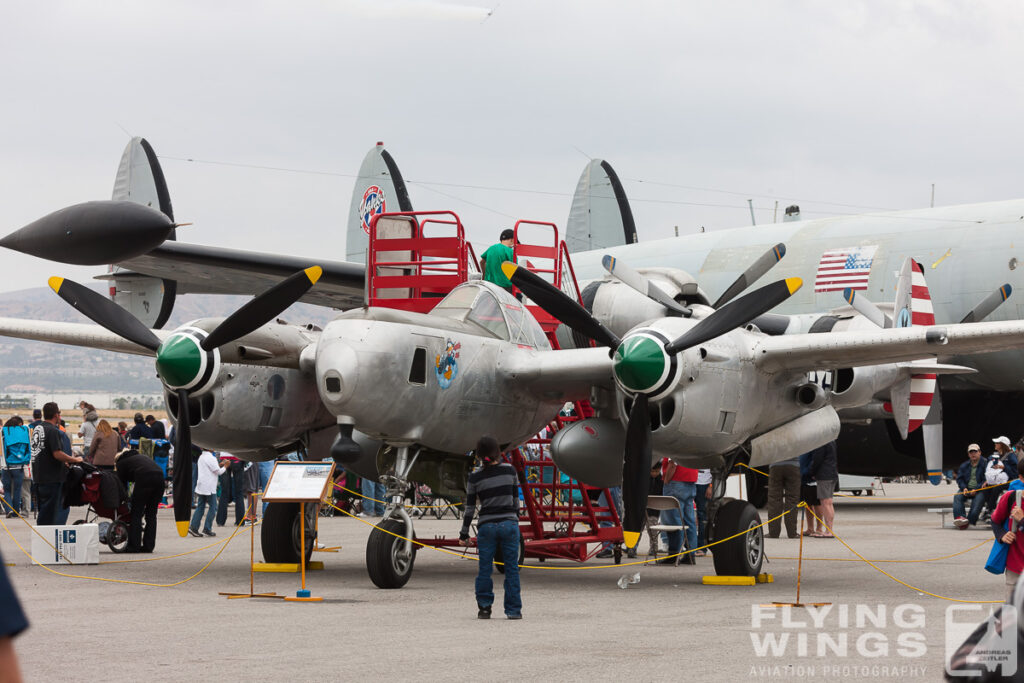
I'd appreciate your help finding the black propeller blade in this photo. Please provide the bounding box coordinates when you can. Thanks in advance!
[502,262,621,348]
[172,389,193,536]
[49,267,323,536]
[48,277,162,351]
[711,243,787,309]
[665,277,802,355]
[201,266,323,350]
[621,394,651,550]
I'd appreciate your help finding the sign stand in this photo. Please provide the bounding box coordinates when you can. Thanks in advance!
[260,461,336,603]
[220,493,283,600]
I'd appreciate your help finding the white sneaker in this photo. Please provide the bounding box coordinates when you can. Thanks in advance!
[953,516,969,529]
[355,512,368,518]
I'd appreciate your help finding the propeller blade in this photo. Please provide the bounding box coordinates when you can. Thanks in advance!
[601,255,691,316]
[48,277,161,351]
[959,284,1013,323]
[843,288,892,328]
[922,388,944,485]
[665,277,802,355]
[172,390,193,537]
[621,394,651,550]
[711,243,787,309]
[502,262,621,348]
[201,266,323,350]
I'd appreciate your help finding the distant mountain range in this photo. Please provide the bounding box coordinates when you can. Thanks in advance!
[0,285,339,394]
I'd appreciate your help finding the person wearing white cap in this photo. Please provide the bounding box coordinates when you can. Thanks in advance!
[986,436,1019,515]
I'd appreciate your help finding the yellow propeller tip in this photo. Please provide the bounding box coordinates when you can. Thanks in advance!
[785,277,803,294]
[500,262,518,279]
[48,276,64,292]
[622,530,640,549]
[175,520,190,537]
[304,265,323,284]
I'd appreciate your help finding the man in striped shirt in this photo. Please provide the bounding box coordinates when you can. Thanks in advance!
[459,436,522,620]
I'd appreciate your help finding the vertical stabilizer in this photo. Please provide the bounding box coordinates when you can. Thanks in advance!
[566,159,638,254]
[346,142,413,264]
[109,137,177,329]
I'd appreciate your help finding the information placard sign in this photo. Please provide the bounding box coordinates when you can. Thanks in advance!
[262,461,336,503]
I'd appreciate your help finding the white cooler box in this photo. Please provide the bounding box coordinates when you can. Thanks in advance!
[31,525,100,565]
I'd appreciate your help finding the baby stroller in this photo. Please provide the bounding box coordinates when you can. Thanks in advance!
[62,462,131,552]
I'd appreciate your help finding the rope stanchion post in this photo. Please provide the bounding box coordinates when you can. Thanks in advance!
[769,502,830,609]
[219,494,281,600]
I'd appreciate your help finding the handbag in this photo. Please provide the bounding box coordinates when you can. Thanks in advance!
[985,490,1022,575]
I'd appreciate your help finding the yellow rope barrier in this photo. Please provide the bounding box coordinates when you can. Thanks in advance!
[800,502,1001,604]
[0,500,252,588]
[333,484,458,510]
[736,461,1006,502]
[323,498,793,570]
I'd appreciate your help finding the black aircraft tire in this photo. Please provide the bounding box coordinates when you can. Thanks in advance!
[261,502,314,564]
[495,535,526,574]
[745,469,769,509]
[366,518,416,589]
[711,500,764,577]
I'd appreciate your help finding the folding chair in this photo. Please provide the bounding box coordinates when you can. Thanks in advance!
[646,495,688,564]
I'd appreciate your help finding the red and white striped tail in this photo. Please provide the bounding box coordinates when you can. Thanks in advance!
[906,260,935,433]
[910,260,935,326]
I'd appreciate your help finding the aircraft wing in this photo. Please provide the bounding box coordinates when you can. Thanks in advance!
[106,242,365,309]
[755,320,1024,373]
[0,317,167,357]
[502,346,615,398]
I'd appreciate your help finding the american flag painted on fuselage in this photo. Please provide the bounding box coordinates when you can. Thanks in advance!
[814,246,878,293]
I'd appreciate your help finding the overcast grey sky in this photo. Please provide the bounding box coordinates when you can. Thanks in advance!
[1,1,1022,294]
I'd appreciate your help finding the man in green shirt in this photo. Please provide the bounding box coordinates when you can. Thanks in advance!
[480,229,516,295]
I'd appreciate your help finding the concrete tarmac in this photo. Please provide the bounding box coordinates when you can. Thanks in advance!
[0,484,1005,681]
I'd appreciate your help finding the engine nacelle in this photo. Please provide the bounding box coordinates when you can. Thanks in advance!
[556,268,710,348]
[165,363,334,460]
[830,365,902,409]
[549,418,626,488]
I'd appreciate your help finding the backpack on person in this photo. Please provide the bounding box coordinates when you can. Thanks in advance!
[2,425,31,467]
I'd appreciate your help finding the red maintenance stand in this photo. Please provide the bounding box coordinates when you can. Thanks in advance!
[367,212,625,564]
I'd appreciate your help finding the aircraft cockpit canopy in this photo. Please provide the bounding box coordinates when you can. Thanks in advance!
[432,282,550,349]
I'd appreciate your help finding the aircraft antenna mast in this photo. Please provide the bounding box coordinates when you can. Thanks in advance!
[748,199,757,226]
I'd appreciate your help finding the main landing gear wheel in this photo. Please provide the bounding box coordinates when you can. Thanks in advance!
[366,518,416,589]
[711,499,764,577]
[261,502,314,564]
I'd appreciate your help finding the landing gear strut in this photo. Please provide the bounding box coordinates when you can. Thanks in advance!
[365,445,419,588]
[707,451,765,577]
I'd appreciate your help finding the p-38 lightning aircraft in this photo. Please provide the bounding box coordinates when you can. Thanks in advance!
[7,199,1024,584]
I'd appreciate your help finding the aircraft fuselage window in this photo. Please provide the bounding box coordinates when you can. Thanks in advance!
[409,347,427,385]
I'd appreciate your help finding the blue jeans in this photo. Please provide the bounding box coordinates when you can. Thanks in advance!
[661,480,698,555]
[2,467,24,513]
[258,460,275,516]
[475,519,522,616]
[953,491,986,524]
[597,486,623,550]
[695,482,710,548]
[216,461,245,526]
[190,493,218,533]
[361,478,386,516]
[36,482,69,526]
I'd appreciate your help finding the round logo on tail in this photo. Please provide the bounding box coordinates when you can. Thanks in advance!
[359,185,386,235]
